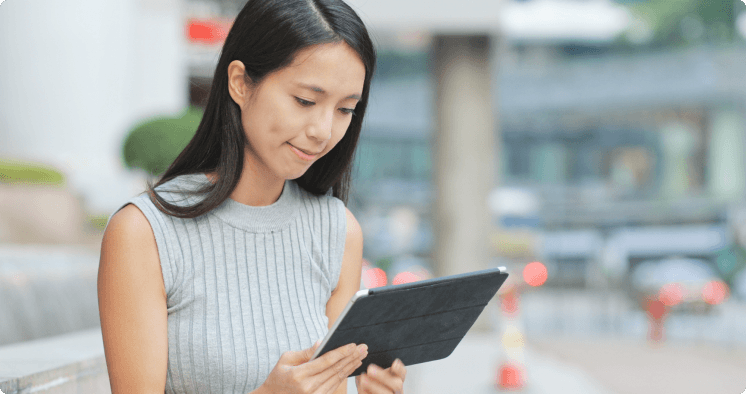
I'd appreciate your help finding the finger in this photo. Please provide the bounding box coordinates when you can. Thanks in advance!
[317,351,364,394]
[388,358,407,381]
[363,364,404,394]
[317,345,365,384]
[359,372,401,394]
[304,343,358,376]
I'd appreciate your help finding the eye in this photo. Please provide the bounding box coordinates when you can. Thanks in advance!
[338,107,356,116]
[294,97,315,107]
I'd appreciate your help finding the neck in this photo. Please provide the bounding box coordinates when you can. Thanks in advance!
[207,156,286,207]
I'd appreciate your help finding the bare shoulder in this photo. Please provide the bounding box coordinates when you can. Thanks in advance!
[344,206,362,244]
[105,203,150,236]
[98,203,168,393]
[100,202,166,302]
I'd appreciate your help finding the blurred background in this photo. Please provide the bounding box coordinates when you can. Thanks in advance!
[2,0,746,393]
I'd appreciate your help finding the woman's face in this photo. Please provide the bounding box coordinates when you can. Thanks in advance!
[229,42,366,182]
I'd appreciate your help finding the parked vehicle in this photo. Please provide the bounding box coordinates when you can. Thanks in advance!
[629,257,728,313]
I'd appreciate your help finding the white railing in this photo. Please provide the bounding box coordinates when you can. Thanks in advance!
[0,328,110,394]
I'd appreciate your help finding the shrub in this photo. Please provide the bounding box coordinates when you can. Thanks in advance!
[122,106,204,176]
[0,159,65,186]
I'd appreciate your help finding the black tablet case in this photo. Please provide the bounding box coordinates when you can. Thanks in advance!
[314,267,508,376]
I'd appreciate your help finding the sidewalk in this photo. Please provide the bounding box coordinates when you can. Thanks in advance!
[347,328,614,394]
[529,337,746,394]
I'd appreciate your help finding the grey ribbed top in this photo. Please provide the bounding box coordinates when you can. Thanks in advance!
[110,173,347,394]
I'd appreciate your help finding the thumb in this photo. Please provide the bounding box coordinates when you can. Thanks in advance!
[306,339,322,359]
[283,340,321,366]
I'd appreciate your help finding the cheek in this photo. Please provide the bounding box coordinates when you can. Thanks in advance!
[269,105,308,141]
[243,103,300,144]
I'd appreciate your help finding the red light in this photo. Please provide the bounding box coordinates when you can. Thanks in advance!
[187,19,229,44]
[702,280,729,305]
[646,298,667,320]
[523,262,547,287]
[658,283,684,306]
[500,285,520,315]
[392,271,421,285]
[496,363,524,390]
[363,267,387,288]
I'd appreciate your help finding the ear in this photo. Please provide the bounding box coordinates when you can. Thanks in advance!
[227,60,253,107]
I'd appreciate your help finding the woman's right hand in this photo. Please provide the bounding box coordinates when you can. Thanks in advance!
[259,340,368,394]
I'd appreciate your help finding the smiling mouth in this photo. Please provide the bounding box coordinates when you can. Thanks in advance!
[288,143,322,161]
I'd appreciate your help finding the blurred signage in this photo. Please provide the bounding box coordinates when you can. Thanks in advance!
[186,18,231,45]
[186,17,234,77]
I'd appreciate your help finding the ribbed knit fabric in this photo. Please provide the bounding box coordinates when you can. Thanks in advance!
[108,173,347,394]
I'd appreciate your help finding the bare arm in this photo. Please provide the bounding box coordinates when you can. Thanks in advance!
[325,207,365,394]
[97,204,168,394]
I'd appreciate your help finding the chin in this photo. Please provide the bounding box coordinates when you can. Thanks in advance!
[283,166,313,181]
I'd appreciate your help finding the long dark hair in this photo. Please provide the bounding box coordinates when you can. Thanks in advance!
[147,0,376,218]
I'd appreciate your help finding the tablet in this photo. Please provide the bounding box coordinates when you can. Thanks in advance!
[310,266,509,376]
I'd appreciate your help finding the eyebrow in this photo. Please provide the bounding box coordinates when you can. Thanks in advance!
[297,83,361,100]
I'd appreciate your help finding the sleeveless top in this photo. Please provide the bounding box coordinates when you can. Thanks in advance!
[109,173,347,394]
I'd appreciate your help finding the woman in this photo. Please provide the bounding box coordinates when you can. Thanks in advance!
[97,0,407,393]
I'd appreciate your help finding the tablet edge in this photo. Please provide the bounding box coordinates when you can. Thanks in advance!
[311,288,370,360]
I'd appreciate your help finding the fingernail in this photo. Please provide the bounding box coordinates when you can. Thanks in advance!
[359,344,368,355]
[368,364,377,376]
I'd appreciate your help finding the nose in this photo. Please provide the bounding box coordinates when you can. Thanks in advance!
[306,107,334,142]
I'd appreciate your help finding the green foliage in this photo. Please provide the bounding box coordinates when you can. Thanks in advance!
[374,256,394,273]
[122,106,204,176]
[87,214,110,230]
[715,244,746,284]
[0,158,65,186]
[626,0,743,48]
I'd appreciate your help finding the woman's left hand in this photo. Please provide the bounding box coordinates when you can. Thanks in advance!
[355,358,406,394]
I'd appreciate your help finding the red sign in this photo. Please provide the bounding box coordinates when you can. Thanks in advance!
[187,19,231,44]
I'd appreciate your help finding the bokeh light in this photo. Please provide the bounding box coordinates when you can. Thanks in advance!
[392,271,421,285]
[658,283,684,306]
[496,363,524,390]
[500,284,520,315]
[501,324,525,349]
[363,267,387,288]
[522,262,547,287]
[646,298,667,320]
[702,280,729,305]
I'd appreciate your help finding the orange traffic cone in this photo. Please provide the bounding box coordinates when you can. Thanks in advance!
[497,362,525,390]
[646,297,668,343]
[495,283,527,391]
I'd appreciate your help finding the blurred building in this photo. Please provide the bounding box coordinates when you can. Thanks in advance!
[5,0,746,288]
[344,1,746,288]
[0,0,188,214]
[180,0,746,287]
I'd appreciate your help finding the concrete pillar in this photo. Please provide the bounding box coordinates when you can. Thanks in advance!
[433,35,496,331]
[659,119,698,199]
[708,108,746,201]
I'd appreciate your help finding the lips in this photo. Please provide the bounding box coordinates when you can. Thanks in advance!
[290,144,321,155]
[288,143,322,161]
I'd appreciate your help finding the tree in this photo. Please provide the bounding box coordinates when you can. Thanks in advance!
[122,106,203,176]
[626,0,744,48]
